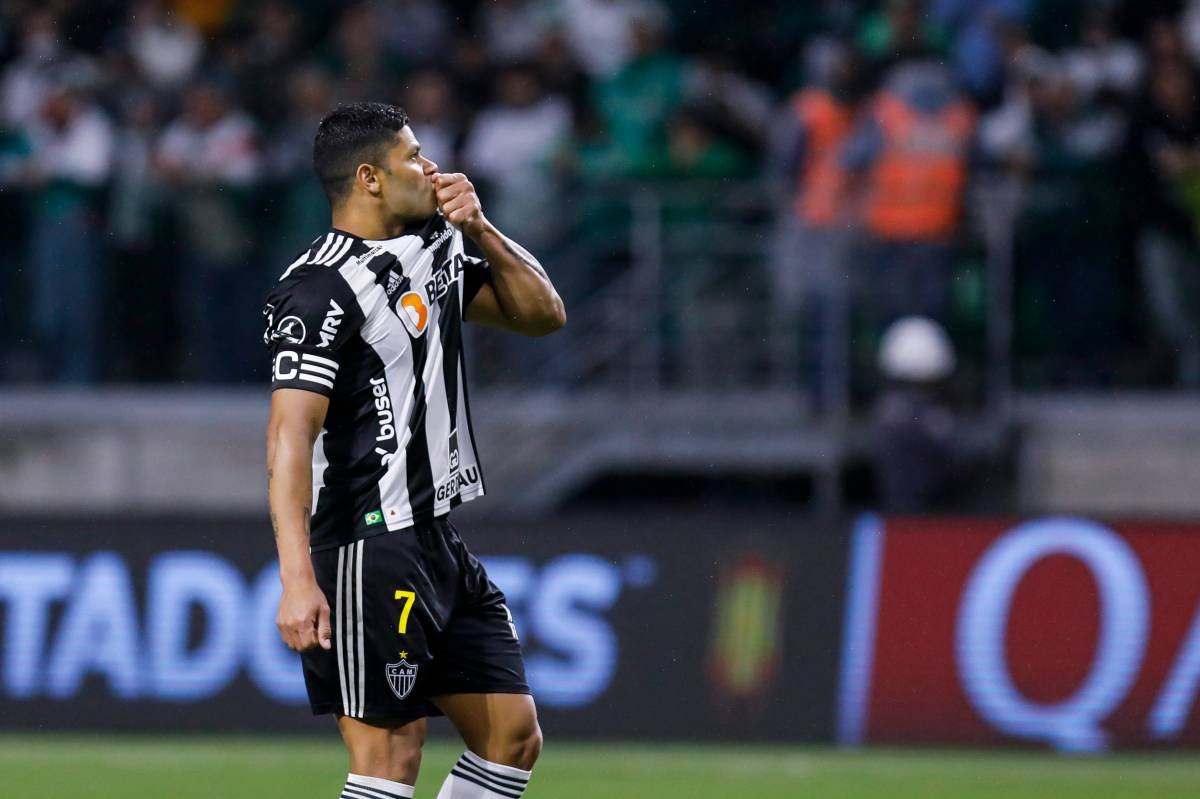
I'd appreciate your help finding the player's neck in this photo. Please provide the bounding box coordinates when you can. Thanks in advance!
[330,206,408,241]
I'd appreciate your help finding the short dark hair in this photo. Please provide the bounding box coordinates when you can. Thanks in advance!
[313,102,410,204]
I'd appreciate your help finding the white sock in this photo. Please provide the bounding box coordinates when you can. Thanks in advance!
[437,751,532,799]
[341,772,415,799]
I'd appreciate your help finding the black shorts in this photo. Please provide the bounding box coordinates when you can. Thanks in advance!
[301,517,530,723]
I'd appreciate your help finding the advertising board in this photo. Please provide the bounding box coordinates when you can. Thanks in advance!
[838,515,1200,751]
[0,512,845,738]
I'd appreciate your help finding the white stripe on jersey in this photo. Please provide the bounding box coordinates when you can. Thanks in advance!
[302,353,339,370]
[300,362,337,380]
[297,353,339,388]
[373,355,413,527]
[320,235,354,266]
[449,353,484,509]
[279,251,310,282]
[310,232,337,265]
[312,429,328,518]
[297,372,334,390]
[422,309,452,511]
[335,250,417,527]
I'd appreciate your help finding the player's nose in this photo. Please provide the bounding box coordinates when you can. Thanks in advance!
[422,157,439,175]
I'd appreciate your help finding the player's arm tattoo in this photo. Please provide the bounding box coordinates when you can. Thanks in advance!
[266,464,311,543]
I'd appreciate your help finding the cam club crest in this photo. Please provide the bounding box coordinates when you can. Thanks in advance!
[385,657,418,700]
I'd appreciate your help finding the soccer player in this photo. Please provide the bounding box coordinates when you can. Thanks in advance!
[264,103,564,799]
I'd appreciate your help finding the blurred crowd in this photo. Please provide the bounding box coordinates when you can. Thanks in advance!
[1,0,1199,388]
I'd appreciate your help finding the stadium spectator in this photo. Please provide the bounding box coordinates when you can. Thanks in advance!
[928,0,1029,104]
[109,89,171,380]
[770,42,862,396]
[1062,8,1143,104]
[374,0,452,69]
[844,62,975,326]
[23,62,114,382]
[477,0,552,64]
[401,67,459,171]
[0,110,32,380]
[682,51,775,153]
[1,9,68,128]
[555,0,668,78]
[590,6,683,176]
[463,62,570,249]
[225,0,307,121]
[0,0,1194,391]
[857,0,949,78]
[665,108,749,179]
[264,64,337,255]
[155,76,261,383]
[981,46,1128,382]
[320,2,399,103]
[871,315,963,511]
[1128,55,1200,386]
[120,0,203,92]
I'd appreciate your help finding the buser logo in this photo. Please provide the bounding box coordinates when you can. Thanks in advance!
[317,299,343,348]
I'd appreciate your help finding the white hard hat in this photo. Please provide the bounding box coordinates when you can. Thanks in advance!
[878,316,956,382]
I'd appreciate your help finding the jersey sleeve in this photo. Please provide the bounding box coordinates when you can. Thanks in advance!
[461,254,491,306]
[263,268,363,396]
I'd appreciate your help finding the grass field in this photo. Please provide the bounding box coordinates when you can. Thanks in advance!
[5,734,1200,798]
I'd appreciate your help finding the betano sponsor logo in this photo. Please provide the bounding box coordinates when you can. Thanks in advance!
[424,253,468,304]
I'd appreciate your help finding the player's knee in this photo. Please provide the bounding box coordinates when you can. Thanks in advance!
[348,724,424,782]
[507,719,542,771]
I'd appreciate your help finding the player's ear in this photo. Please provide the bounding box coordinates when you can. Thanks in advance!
[357,163,382,197]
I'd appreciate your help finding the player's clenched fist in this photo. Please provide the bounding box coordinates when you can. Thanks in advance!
[434,173,486,237]
[277,578,332,652]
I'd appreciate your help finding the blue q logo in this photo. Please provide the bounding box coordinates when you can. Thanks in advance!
[955,518,1149,752]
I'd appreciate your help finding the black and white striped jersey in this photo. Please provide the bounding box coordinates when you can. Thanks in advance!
[263,215,491,551]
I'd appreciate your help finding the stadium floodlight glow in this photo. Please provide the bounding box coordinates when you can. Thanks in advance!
[955,517,1149,752]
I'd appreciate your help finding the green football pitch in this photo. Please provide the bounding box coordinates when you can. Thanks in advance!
[5,734,1200,798]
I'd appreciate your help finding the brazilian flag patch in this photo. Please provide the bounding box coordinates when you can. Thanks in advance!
[364,510,384,526]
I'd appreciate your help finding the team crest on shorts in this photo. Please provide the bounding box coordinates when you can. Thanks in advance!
[385,658,418,700]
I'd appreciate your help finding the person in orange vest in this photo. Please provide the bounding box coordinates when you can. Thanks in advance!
[842,61,975,326]
[770,42,864,401]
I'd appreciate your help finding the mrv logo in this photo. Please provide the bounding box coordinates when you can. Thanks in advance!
[0,549,653,709]
[317,299,343,348]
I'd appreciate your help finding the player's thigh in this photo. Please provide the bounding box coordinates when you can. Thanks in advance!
[337,714,428,784]
[429,692,541,766]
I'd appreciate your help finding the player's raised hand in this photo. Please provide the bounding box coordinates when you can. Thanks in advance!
[277,577,333,652]
[434,173,486,237]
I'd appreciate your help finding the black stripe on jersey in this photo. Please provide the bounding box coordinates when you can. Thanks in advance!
[440,277,462,472]
[457,334,486,500]
[310,335,391,542]
[402,330,436,519]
